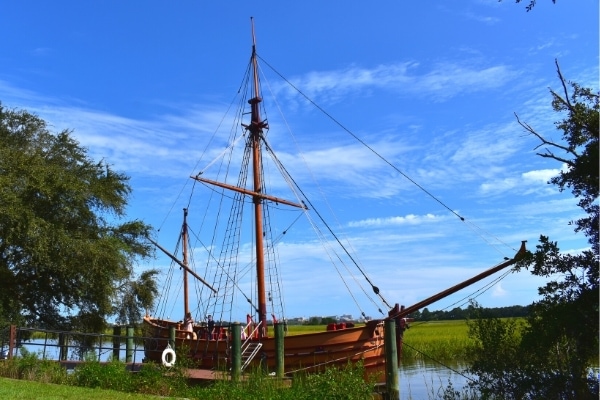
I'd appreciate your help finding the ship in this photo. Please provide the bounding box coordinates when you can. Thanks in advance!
[142,18,526,382]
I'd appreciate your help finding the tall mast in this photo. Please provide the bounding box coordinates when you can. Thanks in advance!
[189,19,305,335]
[182,208,190,316]
[249,17,268,337]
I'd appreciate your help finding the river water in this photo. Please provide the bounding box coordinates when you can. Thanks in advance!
[398,360,471,399]
[8,339,472,399]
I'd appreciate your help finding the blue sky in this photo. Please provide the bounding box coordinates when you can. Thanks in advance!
[1,1,598,321]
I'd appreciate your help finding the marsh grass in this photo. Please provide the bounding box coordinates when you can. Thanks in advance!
[284,324,334,334]
[402,320,474,362]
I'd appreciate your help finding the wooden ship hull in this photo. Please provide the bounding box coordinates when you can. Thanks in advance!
[143,316,387,381]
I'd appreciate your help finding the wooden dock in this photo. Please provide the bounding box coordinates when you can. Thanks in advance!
[181,367,292,387]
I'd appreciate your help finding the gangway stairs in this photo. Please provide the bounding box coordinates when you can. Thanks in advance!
[241,339,262,371]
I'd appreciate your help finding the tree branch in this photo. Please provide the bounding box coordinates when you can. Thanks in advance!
[514,112,574,159]
[537,151,573,166]
[555,59,573,111]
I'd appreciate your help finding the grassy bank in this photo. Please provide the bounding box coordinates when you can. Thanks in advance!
[0,377,159,400]
[0,349,377,400]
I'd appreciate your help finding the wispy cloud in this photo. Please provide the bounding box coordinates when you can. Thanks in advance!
[0,81,234,180]
[463,12,501,25]
[491,282,507,297]
[349,213,441,228]
[30,47,52,56]
[279,61,519,104]
[478,166,562,197]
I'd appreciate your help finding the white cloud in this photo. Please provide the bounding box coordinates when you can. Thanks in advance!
[348,213,440,228]
[479,166,563,197]
[522,168,560,183]
[491,282,507,297]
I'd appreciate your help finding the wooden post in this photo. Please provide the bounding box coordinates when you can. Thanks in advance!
[126,326,134,363]
[57,332,67,361]
[384,319,399,400]
[42,332,49,359]
[8,325,16,360]
[169,326,176,349]
[230,322,241,381]
[274,322,284,378]
[112,325,121,361]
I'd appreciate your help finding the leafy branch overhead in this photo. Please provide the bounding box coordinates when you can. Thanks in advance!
[515,59,599,249]
[0,104,157,332]
[501,0,558,12]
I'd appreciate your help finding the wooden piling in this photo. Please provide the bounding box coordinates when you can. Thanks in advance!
[112,325,121,361]
[58,332,68,361]
[8,325,16,360]
[230,322,241,381]
[384,318,399,400]
[274,322,284,378]
[126,326,134,363]
[169,326,176,349]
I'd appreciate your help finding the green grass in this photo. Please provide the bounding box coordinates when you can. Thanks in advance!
[284,324,344,335]
[0,349,376,400]
[402,320,473,362]
[0,377,162,399]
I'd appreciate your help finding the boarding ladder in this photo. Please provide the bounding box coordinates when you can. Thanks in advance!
[240,322,263,371]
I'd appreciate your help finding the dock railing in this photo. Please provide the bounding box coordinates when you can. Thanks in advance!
[0,325,145,369]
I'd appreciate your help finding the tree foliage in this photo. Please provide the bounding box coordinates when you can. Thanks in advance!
[0,104,156,332]
[409,304,529,321]
[114,269,160,326]
[466,62,599,399]
[466,303,526,399]
[501,0,557,12]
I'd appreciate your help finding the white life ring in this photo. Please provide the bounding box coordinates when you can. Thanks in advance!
[161,346,176,368]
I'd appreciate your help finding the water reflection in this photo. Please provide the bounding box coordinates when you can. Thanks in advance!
[399,360,472,400]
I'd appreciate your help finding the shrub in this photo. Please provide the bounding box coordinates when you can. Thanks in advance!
[70,359,134,392]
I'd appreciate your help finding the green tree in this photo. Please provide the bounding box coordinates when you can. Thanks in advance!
[0,104,156,333]
[466,302,526,399]
[114,269,159,326]
[466,62,599,399]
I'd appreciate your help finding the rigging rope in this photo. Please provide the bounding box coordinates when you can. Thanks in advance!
[258,65,387,316]
[156,50,523,327]
[261,137,385,315]
[407,267,513,331]
[257,54,466,223]
[263,138,393,310]
[255,52,526,310]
